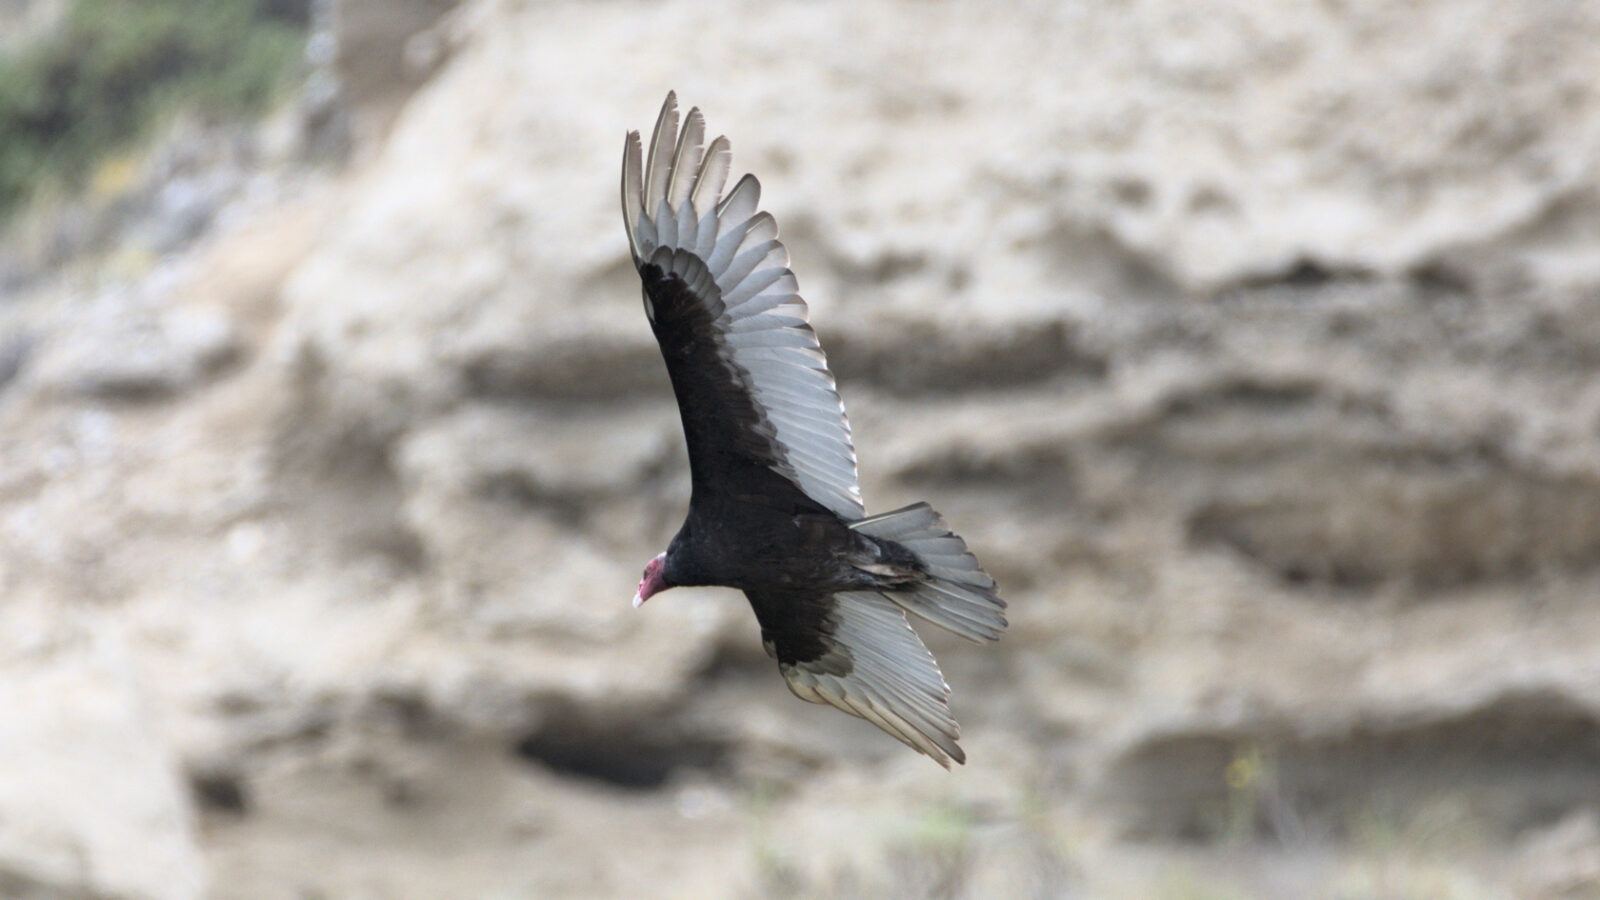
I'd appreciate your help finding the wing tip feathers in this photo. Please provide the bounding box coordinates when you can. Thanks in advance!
[780,592,968,769]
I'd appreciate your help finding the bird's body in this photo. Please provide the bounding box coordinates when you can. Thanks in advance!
[623,94,1005,768]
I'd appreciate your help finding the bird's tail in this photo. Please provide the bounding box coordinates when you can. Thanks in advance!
[850,502,1007,643]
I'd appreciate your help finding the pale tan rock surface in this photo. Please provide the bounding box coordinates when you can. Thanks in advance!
[4,0,1600,897]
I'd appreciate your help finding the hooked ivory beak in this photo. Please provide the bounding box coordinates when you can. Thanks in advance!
[634,552,667,609]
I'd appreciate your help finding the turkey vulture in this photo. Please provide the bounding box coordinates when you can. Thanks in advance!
[621,93,1005,768]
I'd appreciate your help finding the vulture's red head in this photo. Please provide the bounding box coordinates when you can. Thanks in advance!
[633,552,668,608]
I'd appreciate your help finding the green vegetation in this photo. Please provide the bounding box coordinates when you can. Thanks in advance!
[0,0,308,216]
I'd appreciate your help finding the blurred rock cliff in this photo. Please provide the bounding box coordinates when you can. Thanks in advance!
[3,1,1600,897]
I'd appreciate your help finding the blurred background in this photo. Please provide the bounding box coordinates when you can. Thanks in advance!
[2,1,1599,897]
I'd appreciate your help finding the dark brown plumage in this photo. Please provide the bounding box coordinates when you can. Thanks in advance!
[624,93,1006,767]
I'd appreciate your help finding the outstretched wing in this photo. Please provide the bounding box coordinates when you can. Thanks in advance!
[622,92,863,520]
[748,589,965,768]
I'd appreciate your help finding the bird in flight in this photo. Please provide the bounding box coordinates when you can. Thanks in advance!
[621,93,1006,767]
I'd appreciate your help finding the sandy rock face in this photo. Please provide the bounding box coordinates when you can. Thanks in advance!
[0,614,204,900]
[5,0,1600,897]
